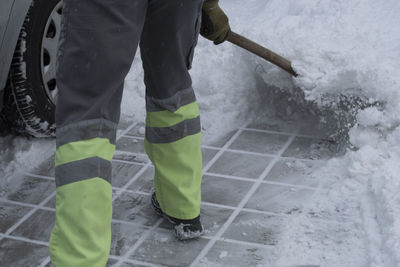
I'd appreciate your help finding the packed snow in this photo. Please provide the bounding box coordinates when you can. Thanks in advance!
[218,0,399,266]
[0,135,54,196]
[1,0,400,266]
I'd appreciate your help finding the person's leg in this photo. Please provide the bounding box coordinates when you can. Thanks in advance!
[140,0,204,221]
[50,0,147,266]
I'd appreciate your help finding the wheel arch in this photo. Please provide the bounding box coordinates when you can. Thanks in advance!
[0,0,32,92]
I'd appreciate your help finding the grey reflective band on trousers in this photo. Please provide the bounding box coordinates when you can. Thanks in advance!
[56,119,118,148]
[55,157,112,187]
[146,116,201,144]
[146,87,197,112]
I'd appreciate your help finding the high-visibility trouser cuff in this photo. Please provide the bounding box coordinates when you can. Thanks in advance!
[49,178,112,267]
[51,119,116,266]
[145,98,202,220]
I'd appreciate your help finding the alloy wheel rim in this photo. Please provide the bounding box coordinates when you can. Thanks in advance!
[40,1,62,106]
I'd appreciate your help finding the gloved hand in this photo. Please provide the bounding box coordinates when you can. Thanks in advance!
[200,0,231,45]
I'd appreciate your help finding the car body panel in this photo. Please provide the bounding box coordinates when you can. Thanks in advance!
[0,0,32,96]
[0,0,14,46]
[0,0,16,111]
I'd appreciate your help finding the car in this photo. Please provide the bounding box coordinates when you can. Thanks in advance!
[0,0,62,137]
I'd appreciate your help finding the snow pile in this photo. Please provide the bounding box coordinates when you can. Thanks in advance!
[208,0,400,266]
[121,0,400,140]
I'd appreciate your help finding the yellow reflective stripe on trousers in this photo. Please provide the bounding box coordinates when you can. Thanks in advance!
[55,138,115,167]
[146,101,200,128]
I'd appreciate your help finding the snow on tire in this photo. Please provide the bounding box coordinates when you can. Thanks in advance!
[2,0,62,137]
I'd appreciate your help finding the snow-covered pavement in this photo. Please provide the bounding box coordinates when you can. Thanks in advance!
[0,116,366,267]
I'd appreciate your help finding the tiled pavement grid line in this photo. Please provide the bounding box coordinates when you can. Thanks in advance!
[0,121,335,266]
[111,127,247,267]
[123,134,326,164]
[189,132,297,266]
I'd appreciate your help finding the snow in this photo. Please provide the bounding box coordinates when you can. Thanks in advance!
[218,251,228,259]
[222,1,400,266]
[24,95,32,104]
[217,1,400,266]
[138,126,146,135]
[172,222,205,241]
[1,0,400,266]
[19,32,27,80]
[0,136,54,197]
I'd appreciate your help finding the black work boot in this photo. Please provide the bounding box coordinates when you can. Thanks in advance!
[151,192,204,240]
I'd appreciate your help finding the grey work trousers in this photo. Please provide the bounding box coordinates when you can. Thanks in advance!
[57,0,203,126]
[51,0,204,266]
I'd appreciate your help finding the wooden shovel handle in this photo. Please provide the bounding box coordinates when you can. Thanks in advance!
[227,31,298,77]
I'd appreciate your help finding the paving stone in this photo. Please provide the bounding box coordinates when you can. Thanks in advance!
[0,238,49,266]
[128,166,154,194]
[208,151,273,179]
[110,222,147,256]
[200,240,276,267]
[44,196,56,209]
[229,130,289,155]
[199,206,233,237]
[282,137,341,160]
[0,201,32,233]
[306,190,362,223]
[116,137,146,154]
[113,192,159,227]
[113,150,149,164]
[106,258,118,266]
[112,161,144,188]
[265,158,324,187]
[223,211,289,246]
[298,118,337,139]
[130,229,208,266]
[202,148,219,167]
[279,217,366,266]
[202,175,252,207]
[4,175,55,205]
[245,183,315,214]
[11,209,54,242]
[206,130,237,148]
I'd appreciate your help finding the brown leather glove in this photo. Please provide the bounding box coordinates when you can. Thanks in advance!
[200,0,231,45]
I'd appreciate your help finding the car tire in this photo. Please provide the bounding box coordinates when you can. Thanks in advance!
[2,0,62,137]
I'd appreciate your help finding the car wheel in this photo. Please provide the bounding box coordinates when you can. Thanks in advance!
[2,0,62,137]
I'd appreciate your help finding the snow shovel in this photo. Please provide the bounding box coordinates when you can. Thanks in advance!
[227,31,298,77]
